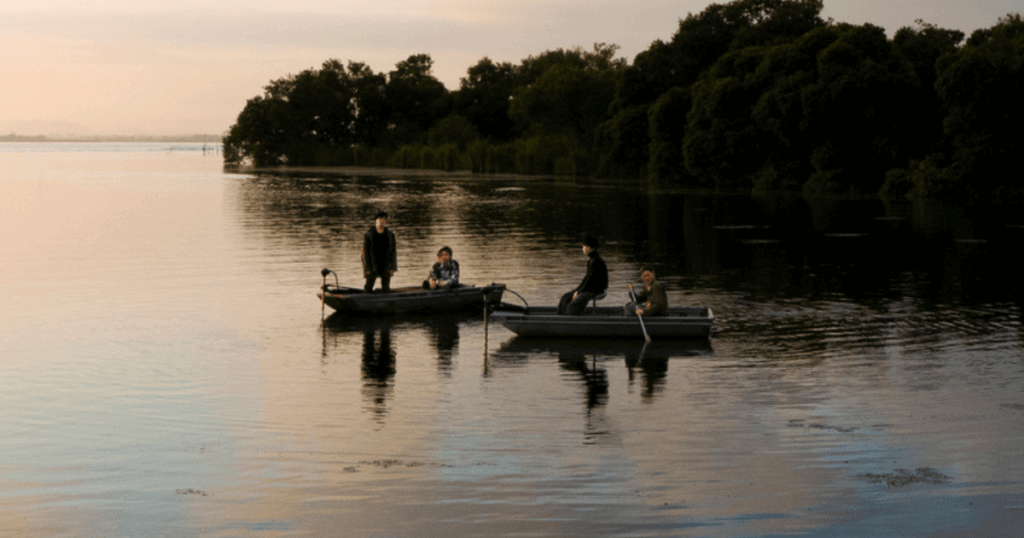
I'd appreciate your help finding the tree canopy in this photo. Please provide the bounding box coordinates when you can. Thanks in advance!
[223,1,1023,202]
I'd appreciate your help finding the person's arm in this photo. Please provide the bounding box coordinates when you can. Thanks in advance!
[362,233,370,274]
[449,260,460,285]
[389,231,398,273]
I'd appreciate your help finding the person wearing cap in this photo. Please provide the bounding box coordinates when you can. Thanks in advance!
[362,210,398,292]
[625,267,668,316]
[558,235,608,315]
[424,246,460,290]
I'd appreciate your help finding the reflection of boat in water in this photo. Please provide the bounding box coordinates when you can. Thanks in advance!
[323,310,473,333]
[492,336,708,404]
[495,335,713,359]
[319,282,506,315]
[323,311,465,370]
[490,306,714,338]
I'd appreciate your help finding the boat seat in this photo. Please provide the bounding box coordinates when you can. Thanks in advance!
[591,292,607,309]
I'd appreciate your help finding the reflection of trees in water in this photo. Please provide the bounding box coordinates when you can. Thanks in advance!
[232,170,1022,318]
[361,326,395,424]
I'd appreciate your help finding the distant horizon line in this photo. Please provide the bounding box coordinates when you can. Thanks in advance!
[1,133,222,143]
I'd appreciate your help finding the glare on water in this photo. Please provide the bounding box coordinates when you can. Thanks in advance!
[1,143,1022,537]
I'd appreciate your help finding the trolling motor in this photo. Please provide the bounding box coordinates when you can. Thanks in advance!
[321,268,339,290]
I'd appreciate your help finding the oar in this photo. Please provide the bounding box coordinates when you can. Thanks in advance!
[628,286,652,343]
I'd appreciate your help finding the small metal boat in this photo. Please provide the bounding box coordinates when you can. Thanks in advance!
[489,306,714,338]
[318,278,506,315]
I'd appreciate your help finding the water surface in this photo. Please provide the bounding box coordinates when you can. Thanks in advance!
[1,143,1022,536]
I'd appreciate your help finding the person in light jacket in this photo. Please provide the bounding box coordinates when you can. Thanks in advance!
[424,246,460,290]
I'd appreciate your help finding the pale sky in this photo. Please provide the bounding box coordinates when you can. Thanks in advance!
[1,0,1018,137]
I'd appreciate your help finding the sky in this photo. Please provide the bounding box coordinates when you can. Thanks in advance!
[1,0,1019,137]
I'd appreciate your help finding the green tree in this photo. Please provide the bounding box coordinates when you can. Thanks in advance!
[223,95,286,166]
[348,61,390,147]
[386,54,451,145]
[922,14,1024,200]
[891,21,965,163]
[454,58,518,141]
[507,44,626,174]
[510,44,625,142]
[747,30,834,190]
[684,46,771,189]
[224,59,377,165]
[800,23,918,194]
[594,105,649,178]
[427,115,480,149]
[600,0,826,182]
[648,87,695,185]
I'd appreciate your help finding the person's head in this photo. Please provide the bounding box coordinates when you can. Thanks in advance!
[639,267,656,285]
[374,210,388,229]
[437,246,452,263]
[582,234,600,255]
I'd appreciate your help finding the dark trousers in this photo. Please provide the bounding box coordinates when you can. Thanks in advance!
[558,290,595,315]
[364,271,391,292]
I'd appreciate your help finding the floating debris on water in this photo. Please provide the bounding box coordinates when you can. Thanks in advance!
[860,467,951,488]
[787,419,857,433]
[176,488,209,496]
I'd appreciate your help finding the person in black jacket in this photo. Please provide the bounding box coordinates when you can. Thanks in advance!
[362,210,397,292]
[558,235,608,315]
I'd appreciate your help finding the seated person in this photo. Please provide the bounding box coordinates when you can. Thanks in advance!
[423,246,460,290]
[625,267,668,316]
[558,235,608,315]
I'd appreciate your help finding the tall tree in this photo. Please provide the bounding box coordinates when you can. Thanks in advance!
[908,14,1024,200]
[223,59,390,165]
[891,21,965,162]
[509,44,626,144]
[454,58,517,141]
[800,23,919,194]
[386,54,451,145]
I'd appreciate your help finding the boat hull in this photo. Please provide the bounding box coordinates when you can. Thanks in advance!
[319,283,505,315]
[490,306,714,338]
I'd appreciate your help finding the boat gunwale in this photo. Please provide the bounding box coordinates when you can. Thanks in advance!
[319,283,505,314]
[489,305,714,338]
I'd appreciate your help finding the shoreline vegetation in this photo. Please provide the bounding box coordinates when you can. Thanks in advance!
[221,0,1023,203]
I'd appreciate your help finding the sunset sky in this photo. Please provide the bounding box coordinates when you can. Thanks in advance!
[1,0,1019,137]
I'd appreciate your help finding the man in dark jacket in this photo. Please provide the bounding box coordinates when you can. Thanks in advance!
[558,235,608,315]
[362,210,398,292]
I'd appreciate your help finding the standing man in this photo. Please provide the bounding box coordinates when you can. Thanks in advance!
[362,210,397,292]
[558,235,608,315]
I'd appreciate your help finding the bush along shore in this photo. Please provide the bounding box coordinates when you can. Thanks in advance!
[222,0,1024,203]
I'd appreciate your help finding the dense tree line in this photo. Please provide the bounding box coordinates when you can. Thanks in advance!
[223,0,1023,202]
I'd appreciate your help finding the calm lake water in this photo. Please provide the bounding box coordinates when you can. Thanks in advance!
[2,143,1023,537]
